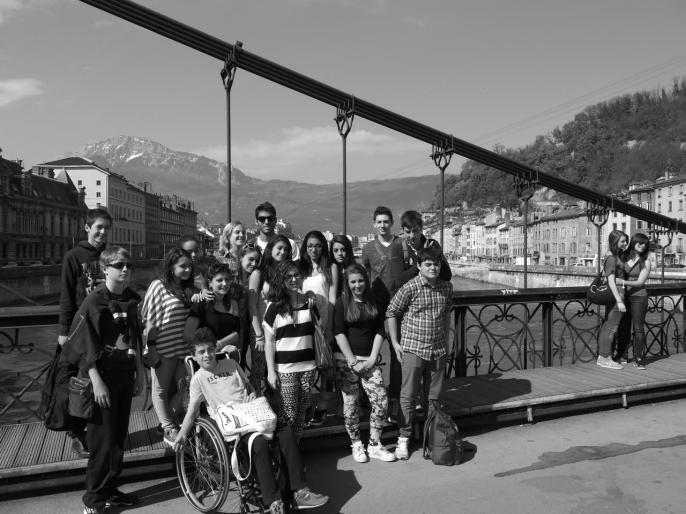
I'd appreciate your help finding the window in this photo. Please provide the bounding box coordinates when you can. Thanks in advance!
[96,180,101,186]
[613,223,617,231]
[77,179,82,186]
[586,227,591,236]
[669,201,673,212]
[96,192,101,198]
[572,227,577,237]
[621,222,626,232]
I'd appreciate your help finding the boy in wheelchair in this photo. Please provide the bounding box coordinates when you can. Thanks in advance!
[172,327,329,513]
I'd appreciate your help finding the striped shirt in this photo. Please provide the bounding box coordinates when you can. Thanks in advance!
[141,279,190,359]
[386,274,453,360]
[263,303,316,373]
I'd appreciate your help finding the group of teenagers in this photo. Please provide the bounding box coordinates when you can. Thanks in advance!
[596,229,653,371]
[56,201,455,514]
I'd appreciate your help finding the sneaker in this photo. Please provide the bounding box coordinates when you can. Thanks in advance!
[106,489,139,507]
[269,499,285,514]
[633,360,647,370]
[367,442,396,462]
[395,436,409,460]
[83,506,106,514]
[163,427,180,446]
[598,356,623,370]
[71,436,89,458]
[293,487,329,510]
[351,441,369,463]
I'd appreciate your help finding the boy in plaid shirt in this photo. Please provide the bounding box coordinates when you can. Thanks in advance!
[386,246,453,460]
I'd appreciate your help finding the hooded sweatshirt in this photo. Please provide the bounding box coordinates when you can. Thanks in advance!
[58,241,104,336]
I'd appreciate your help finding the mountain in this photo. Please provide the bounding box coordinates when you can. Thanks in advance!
[435,78,686,210]
[80,135,438,236]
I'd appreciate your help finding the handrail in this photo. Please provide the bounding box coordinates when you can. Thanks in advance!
[78,0,686,234]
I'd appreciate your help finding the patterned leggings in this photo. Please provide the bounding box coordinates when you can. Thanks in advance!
[277,369,317,436]
[334,357,388,444]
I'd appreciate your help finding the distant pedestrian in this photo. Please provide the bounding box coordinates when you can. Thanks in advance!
[141,248,194,446]
[596,230,629,370]
[334,263,396,463]
[58,207,113,458]
[613,232,652,369]
[60,246,142,514]
[386,246,453,460]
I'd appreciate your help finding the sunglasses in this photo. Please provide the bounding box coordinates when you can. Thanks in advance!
[107,262,133,270]
[257,215,276,224]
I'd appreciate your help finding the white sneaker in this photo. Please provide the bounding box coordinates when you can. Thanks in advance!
[597,356,623,370]
[395,436,409,460]
[351,441,369,463]
[368,442,397,462]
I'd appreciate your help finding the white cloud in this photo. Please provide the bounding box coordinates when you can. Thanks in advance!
[192,125,423,181]
[0,79,44,108]
[0,0,56,24]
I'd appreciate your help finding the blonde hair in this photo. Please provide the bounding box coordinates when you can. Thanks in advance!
[218,221,245,254]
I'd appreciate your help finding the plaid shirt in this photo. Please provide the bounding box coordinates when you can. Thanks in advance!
[385,274,453,360]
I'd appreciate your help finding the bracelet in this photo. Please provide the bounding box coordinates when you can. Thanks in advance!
[348,359,359,368]
[255,333,265,340]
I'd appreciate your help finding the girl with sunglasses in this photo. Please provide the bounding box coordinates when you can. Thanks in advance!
[614,232,652,369]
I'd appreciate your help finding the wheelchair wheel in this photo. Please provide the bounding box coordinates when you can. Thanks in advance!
[176,416,232,513]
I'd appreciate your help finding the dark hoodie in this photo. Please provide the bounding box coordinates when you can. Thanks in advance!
[61,283,142,374]
[59,241,103,336]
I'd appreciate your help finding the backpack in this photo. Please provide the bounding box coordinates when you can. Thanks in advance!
[422,400,463,466]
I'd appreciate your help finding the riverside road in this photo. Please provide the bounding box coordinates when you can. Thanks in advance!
[3,397,686,514]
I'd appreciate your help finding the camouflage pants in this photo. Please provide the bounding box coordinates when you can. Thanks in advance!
[334,357,388,443]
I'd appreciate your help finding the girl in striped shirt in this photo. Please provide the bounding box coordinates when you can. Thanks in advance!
[264,260,317,436]
[141,248,194,446]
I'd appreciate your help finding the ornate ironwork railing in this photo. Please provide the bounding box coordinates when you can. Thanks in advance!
[2,285,685,424]
[446,284,686,377]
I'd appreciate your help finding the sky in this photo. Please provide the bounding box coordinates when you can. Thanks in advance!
[1,0,686,185]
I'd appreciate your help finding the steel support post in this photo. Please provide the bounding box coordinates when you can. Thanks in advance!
[515,176,538,289]
[335,99,355,236]
[649,225,675,284]
[586,204,610,274]
[220,41,241,221]
[431,144,454,248]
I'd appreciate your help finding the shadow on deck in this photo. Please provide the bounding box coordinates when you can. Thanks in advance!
[2,353,685,494]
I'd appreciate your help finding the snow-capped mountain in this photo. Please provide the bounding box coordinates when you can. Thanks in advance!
[79,135,438,234]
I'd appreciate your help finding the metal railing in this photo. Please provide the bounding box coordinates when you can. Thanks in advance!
[2,285,684,424]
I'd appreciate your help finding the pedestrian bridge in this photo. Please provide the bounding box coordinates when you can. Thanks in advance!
[2,283,685,494]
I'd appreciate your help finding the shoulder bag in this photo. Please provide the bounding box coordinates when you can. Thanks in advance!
[586,257,618,305]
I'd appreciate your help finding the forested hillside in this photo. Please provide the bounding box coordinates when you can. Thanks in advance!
[436,78,686,209]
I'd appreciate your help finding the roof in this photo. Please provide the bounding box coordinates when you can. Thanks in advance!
[537,207,586,222]
[0,157,23,175]
[39,157,96,167]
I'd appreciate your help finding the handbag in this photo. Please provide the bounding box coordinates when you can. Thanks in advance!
[215,396,277,442]
[586,257,617,305]
[68,376,94,420]
[310,307,334,374]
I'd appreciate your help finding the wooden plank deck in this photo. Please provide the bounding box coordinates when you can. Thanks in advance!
[1,353,685,483]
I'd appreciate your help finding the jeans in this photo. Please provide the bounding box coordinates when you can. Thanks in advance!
[151,356,186,431]
[598,303,625,358]
[614,293,649,361]
[398,352,445,438]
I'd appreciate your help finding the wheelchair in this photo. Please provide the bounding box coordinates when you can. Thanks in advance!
[175,351,279,514]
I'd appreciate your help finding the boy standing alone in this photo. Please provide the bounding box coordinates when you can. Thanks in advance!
[386,246,453,460]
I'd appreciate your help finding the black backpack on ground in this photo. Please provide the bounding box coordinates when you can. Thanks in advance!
[422,400,463,466]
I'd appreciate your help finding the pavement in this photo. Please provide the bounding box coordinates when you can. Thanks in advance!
[3,397,686,514]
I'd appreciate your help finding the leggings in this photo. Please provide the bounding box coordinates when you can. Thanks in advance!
[334,357,388,444]
[277,369,317,436]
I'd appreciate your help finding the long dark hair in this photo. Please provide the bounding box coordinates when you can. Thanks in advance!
[260,235,293,286]
[607,230,629,258]
[628,232,650,265]
[267,260,301,318]
[329,234,356,297]
[160,247,194,304]
[341,263,379,323]
[299,230,332,285]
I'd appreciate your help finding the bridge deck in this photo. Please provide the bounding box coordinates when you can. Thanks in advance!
[2,353,685,484]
